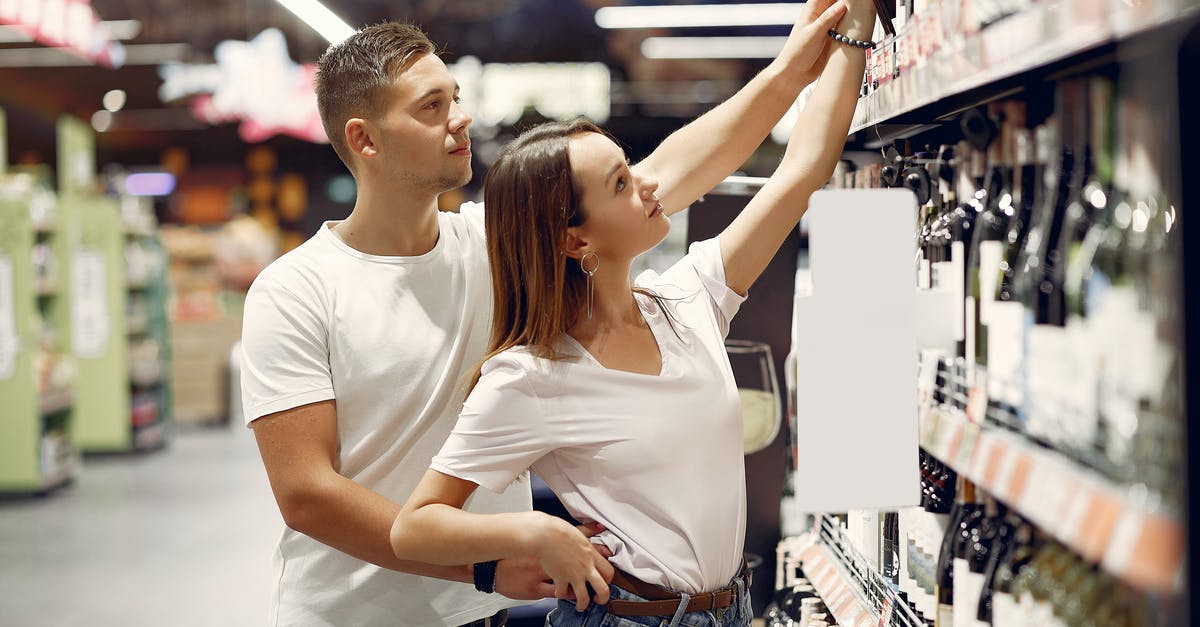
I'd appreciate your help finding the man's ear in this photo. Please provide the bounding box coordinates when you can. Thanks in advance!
[346,118,377,158]
[563,229,589,260]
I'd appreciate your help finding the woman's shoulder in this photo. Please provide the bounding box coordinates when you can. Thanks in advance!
[480,341,583,382]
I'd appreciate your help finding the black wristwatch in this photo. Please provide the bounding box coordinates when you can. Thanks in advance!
[473,560,498,593]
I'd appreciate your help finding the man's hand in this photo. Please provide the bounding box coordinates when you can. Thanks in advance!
[494,521,614,601]
[777,0,849,85]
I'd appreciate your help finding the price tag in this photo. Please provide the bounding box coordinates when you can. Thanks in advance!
[1101,510,1142,577]
[955,421,980,470]
[991,444,1018,500]
[1057,480,1092,546]
[1007,452,1034,503]
[980,436,1006,491]
[1125,513,1186,593]
[1078,492,1123,563]
[969,435,993,480]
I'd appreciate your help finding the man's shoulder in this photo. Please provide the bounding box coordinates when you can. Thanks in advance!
[441,201,486,241]
[247,232,334,299]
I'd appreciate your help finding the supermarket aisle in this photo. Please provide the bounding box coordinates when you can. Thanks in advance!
[0,426,279,626]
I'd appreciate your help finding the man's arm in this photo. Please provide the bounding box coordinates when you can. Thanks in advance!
[633,0,848,215]
[252,400,473,581]
[252,399,605,599]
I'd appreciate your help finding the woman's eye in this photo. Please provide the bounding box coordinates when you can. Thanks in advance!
[615,177,626,192]
[453,95,461,104]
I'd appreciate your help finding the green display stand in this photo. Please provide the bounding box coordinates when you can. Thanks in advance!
[67,195,132,452]
[0,171,79,492]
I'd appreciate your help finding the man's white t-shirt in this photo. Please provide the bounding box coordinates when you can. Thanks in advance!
[240,203,529,627]
[433,238,748,595]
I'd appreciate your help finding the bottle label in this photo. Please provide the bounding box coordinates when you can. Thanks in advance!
[937,604,954,627]
[986,300,1025,414]
[1025,323,1068,442]
[977,241,1004,325]
[991,591,1018,627]
[951,242,966,341]
[952,559,986,627]
[1064,316,1099,443]
[965,294,976,365]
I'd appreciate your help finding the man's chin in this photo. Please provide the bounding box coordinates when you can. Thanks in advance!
[440,169,472,193]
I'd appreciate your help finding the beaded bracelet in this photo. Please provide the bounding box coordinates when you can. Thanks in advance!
[827,28,875,49]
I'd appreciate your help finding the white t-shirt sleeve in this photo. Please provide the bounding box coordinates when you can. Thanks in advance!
[240,274,334,425]
[431,353,548,493]
[640,236,746,338]
[458,201,486,238]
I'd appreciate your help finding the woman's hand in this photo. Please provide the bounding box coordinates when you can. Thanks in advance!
[776,0,849,85]
[532,515,613,611]
[839,0,879,41]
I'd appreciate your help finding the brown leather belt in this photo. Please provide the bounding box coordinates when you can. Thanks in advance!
[605,569,738,617]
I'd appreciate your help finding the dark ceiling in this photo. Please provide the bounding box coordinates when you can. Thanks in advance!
[0,0,793,174]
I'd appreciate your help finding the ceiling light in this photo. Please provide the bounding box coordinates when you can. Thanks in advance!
[273,0,355,44]
[596,4,804,28]
[641,36,788,59]
[103,89,127,112]
[91,110,113,133]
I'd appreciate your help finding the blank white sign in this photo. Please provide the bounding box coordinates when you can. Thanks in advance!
[790,189,920,512]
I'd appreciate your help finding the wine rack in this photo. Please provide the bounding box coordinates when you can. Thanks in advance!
[919,405,1184,595]
[791,515,926,627]
[852,0,1200,139]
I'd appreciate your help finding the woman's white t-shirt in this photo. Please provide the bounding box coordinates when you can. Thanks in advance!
[432,237,748,595]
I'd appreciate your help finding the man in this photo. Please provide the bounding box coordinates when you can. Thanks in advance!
[242,3,849,625]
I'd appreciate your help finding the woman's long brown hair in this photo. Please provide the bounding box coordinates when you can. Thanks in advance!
[469,119,684,391]
[469,119,602,389]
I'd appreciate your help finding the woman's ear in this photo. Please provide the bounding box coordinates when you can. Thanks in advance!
[346,118,377,158]
[562,229,589,260]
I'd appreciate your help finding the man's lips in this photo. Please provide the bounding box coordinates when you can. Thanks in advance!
[450,143,471,156]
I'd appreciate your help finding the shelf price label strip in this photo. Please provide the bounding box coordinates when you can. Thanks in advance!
[920,407,1184,595]
[800,538,878,627]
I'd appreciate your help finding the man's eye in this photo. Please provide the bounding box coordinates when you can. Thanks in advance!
[615,177,626,192]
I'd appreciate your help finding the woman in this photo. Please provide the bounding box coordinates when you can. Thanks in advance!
[390,2,875,624]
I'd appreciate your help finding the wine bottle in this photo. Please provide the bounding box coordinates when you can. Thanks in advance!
[1015,111,1078,452]
[989,111,1040,432]
[1062,76,1113,476]
[934,476,968,626]
[967,102,1013,425]
[991,521,1036,626]
[973,504,1015,625]
[951,489,991,627]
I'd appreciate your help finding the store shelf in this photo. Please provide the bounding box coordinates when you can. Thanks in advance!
[851,0,1199,138]
[919,406,1185,595]
[793,516,925,627]
[799,540,877,627]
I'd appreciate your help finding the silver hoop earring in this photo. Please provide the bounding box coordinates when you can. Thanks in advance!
[580,252,599,320]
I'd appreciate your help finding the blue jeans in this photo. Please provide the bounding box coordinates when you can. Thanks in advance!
[545,570,752,627]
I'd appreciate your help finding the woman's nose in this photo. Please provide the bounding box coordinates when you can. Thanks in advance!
[641,177,659,199]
